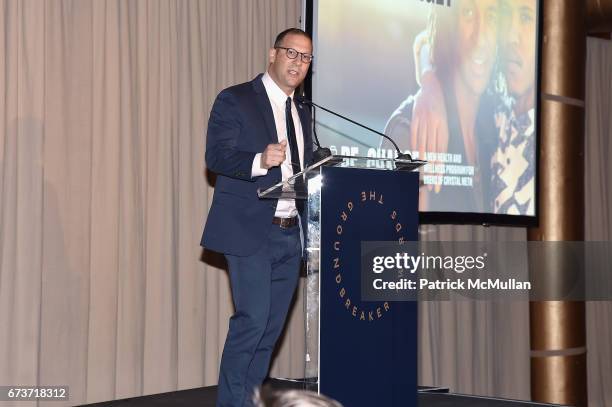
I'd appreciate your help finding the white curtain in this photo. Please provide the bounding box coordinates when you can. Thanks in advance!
[585,37,612,407]
[417,225,530,400]
[0,1,302,405]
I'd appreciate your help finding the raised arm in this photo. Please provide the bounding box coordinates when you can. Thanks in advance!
[411,32,448,193]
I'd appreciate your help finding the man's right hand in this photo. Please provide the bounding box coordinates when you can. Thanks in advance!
[260,140,287,169]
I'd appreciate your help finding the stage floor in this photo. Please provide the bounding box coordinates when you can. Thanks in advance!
[81,379,563,407]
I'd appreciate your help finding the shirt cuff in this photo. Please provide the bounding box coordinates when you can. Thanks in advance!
[251,153,269,177]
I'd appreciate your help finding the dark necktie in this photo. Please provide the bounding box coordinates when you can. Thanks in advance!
[285,97,305,206]
[285,97,302,176]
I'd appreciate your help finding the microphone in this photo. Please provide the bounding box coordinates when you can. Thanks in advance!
[296,96,412,161]
[295,97,332,162]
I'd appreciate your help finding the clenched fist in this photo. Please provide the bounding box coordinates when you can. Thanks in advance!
[260,140,287,169]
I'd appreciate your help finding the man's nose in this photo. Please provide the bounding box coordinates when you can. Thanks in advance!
[508,14,519,44]
[470,13,486,49]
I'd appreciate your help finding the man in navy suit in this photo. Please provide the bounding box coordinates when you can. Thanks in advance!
[201,28,314,407]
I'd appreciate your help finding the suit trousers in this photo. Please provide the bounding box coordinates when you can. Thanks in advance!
[216,223,302,407]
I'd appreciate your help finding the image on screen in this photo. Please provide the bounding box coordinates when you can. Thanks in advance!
[310,0,539,220]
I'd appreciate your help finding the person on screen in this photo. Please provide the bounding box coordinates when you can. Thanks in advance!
[201,28,314,407]
[383,0,501,213]
[490,0,536,215]
[408,0,537,215]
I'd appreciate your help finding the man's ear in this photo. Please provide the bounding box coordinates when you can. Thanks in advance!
[268,48,277,64]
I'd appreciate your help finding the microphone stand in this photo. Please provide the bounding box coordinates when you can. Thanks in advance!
[297,97,413,162]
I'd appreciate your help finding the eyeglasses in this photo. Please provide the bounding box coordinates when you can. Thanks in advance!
[275,47,314,63]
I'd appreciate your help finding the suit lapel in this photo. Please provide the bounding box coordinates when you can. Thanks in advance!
[252,74,278,144]
[252,74,314,165]
[297,100,313,165]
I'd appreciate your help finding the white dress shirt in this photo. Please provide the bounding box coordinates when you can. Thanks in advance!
[251,71,305,218]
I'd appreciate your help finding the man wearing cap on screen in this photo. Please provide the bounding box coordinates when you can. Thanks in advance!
[201,28,314,407]
[490,0,537,215]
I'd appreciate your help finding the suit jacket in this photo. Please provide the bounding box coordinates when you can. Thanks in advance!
[201,74,314,256]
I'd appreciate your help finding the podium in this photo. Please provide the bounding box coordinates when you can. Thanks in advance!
[259,155,424,407]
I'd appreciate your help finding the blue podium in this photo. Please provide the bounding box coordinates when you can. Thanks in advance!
[259,156,424,407]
